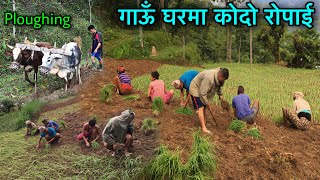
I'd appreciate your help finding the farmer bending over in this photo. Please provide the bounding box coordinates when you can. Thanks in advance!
[25,120,39,136]
[282,92,312,130]
[42,119,60,133]
[171,70,199,107]
[37,126,61,148]
[232,86,259,124]
[102,109,135,157]
[148,71,174,104]
[112,66,133,95]
[189,68,229,134]
[77,118,101,147]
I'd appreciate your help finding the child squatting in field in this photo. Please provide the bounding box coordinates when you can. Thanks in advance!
[112,66,133,95]
[102,109,135,157]
[77,117,101,147]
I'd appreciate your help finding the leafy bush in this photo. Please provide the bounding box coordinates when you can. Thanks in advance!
[152,97,164,116]
[0,98,15,113]
[185,131,217,179]
[142,118,157,136]
[123,95,140,101]
[244,127,263,139]
[99,84,114,102]
[176,107,193,116]
[228,120,246,133]
[16,100,44,130]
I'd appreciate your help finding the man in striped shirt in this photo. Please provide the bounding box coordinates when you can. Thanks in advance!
[113,66,133,95]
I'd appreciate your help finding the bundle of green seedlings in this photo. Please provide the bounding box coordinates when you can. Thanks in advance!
[228,120,246,133]
[91,141,100,150]
[176,106,193,116]
[139,145,184,180]
[141,118,157,136]
[244,127,263,139]
[59,120,66,129]
[123,95,140,101]
[99,84,114,103]
[152,97,164,117]
[184,131,217,179]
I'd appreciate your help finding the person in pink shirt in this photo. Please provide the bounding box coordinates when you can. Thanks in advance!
[148,71,174,104]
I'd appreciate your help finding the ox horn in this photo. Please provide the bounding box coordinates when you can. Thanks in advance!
[6,43,14,50]
[54,42,57,48]
[24,37,28,43]
[34,39,37,43]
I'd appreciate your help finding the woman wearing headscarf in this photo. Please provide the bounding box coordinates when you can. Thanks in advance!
[102,109,135,157]
[282,92,312,130]
[292,92,312,121]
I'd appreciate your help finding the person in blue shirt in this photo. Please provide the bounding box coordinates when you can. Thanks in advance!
[42,119,60,133]
[36,126,61,148]
[232,86,260,124]
[171,70,199,107]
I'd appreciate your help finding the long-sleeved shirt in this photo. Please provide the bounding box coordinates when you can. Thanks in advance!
[189,68,223,105]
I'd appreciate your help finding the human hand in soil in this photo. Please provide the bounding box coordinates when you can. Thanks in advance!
[86,142,90,147]
[36,145,40,149]
[219,95,224,100]
[180,102,187,107]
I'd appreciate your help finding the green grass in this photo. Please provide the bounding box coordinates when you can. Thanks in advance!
[228,120,247,133]
[176,107,193,116]
[132,63,320,123]
[91,141,101,150]
[244,127,263,139]
[0,100,45,132]
[123,95,140,101]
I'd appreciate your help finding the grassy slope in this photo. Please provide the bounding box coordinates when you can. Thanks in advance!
[132,63,320,123]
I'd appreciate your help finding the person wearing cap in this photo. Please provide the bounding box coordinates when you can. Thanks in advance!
[77,117,101,148]
[36,126,61,148]
[148,71,174,104]
[42,119,60,133]
[102,109,135,157]
[189,68,229,134]
[232,86,259,124]
[112,66,133,95]
[88,25,103,70]
[25,120,39,136]
[171,70,199,107]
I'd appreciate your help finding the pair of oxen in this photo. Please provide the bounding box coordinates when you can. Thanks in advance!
[6,37,82,92]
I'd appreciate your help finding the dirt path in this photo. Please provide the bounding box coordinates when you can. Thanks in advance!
[39,59,320,179]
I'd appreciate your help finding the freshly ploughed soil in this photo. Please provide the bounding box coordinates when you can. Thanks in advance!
[38,59,320,179]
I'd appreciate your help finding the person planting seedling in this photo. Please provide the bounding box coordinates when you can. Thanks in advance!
[25,120,39,136]
[189,67,229,134]
[42,119,60,133]
[171,70,199,107]
[232,86,260,124]
[77,117,101,147]
[112,66,133,95]
[102,109,135,157]
[148,71,174,104]
[36,126,61,148]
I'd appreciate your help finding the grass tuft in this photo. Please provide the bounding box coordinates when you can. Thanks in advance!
[152,97,164,116]
[142,118,157,135]
[185,131,217,179]
[244,127,263,139]
[176,107,193,116]
[123,95,140,101]
[228,120,246,133]
[91,141,100,150]
[99,84,114,102]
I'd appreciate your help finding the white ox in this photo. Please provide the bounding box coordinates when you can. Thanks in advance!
[39,42,82,91]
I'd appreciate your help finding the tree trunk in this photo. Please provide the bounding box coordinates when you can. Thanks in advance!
[137,0,144,48]
[182,29,186,60]
[12,0,16,38]
[160,0,166,31]
[89,0,92,24]
[238,35,242,63]
[229,25,232,63]
[250,0,253,68]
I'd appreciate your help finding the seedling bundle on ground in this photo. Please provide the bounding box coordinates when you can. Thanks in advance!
[99,84,114,103]
[176,106,193,116]
[152,97,164,117]
[141,118,157,136]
